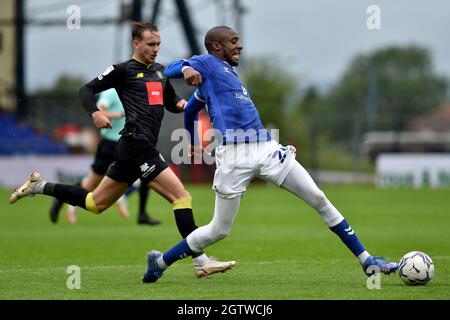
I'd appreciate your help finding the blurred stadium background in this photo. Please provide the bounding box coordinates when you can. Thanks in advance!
[0,0,450,187]
[1,0,450,188]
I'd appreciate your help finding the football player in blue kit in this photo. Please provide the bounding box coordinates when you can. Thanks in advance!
[142,26,398,283]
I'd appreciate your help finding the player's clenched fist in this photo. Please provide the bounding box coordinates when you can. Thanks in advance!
[182,67,202,87]
[91,110,112,129]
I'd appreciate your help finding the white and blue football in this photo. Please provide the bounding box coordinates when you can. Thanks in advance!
[399,251,434,285]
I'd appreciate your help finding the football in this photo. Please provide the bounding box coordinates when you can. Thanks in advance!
[398,251,434,285]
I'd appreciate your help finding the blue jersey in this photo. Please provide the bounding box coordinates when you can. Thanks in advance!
[165,54,271,144]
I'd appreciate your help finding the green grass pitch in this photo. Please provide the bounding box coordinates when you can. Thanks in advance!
[0,184,449,300]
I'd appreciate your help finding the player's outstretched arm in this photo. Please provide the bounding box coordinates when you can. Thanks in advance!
[164,57,210,86]
[164,61,201,86]
[164,60,187,78]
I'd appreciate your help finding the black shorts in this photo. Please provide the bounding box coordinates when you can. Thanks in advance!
[106,136,168,186]
[91,138,117,175]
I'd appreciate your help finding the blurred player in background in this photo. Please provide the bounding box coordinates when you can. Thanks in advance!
[49,88,160,226]
[10,22,235,278]
[142,26,398,283]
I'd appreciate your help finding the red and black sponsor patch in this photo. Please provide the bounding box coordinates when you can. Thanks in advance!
[145,82,164,105]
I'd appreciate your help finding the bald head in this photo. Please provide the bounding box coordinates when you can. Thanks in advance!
[204,26,233,53]
[203,26,243,66]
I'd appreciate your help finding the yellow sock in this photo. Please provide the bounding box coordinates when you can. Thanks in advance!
[172,195,192,210]
[85,192,100,213]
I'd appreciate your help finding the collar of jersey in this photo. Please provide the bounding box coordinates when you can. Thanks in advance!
[207,54,234,69]
[132,58,153,69]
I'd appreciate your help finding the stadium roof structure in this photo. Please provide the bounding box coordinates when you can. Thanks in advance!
[363,102,450,160]
[407,103,450,132]
[363,130,450,161]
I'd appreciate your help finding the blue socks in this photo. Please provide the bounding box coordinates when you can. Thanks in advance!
[159,219,367,268]
[161,239,195,267]
[330,219,366,257]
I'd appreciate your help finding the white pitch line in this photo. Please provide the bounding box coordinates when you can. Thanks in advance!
[0,265,143,274]
[1,256,448,273]
[0,263,187,274]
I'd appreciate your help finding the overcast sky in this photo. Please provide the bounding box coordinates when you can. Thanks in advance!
[25,0,450,93]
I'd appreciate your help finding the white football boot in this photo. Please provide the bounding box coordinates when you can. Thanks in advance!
[194,257,237,278]
[9,172,45,204]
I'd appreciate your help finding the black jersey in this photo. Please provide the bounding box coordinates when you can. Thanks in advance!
[79,59,182,146]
